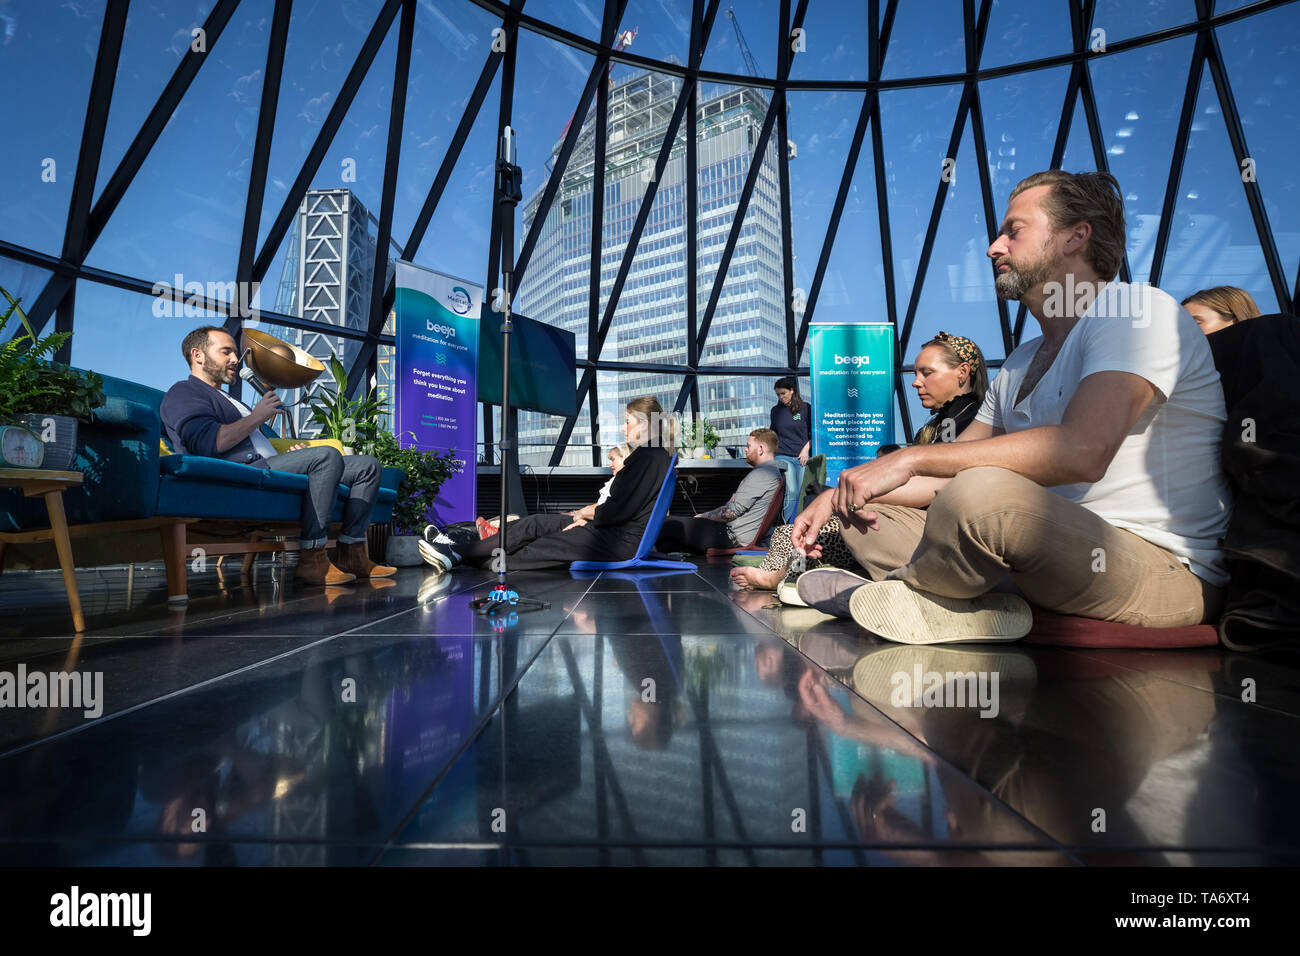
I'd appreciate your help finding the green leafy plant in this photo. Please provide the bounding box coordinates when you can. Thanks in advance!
[370,430,461,535]
[307,354,388,450]
[683,416,720,450]
[0,286,105,424]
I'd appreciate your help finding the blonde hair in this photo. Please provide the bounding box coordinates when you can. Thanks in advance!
[1181,286,1261,325]
[625,396,679,453]
[608,442,633,462]
[1009,170,1127,281]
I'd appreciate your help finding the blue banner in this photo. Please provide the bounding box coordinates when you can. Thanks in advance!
[808,321,895,486]
[394,261,481,526]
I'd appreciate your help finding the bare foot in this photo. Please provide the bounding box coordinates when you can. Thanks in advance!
[731,566,784,591]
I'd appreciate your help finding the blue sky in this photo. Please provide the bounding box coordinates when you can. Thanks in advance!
[1,0,1296,433]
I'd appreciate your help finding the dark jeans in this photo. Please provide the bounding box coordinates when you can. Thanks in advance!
[656,515,734,554]
[265,447,381,548]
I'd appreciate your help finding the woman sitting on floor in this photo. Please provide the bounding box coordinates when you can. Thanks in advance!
[419,398,676,573]
[467,443,633,541]
[732,331,989,593]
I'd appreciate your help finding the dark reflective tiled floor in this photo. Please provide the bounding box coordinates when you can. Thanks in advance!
[1,558,1297,865]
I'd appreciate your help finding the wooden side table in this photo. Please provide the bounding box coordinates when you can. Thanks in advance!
[0,468,85,632]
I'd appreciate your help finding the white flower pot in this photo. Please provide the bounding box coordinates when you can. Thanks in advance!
[693,446,709,459]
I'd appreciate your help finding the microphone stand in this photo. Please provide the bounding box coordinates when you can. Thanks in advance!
[470,125,550,618]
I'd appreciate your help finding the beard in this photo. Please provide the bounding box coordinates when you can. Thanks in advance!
[994,240,1059,300]
[201,350,236,384]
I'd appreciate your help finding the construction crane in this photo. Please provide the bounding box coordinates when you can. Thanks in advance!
[726,7,760,78]
[725,6,793,158]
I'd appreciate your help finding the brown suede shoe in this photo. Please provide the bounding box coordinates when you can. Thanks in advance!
[295,545,356,586]
[335,540,397,579]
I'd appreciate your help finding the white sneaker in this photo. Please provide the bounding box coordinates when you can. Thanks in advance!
[849,580,1032,645]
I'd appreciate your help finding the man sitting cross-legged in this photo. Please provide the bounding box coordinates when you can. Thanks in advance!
[792,170,1232,644]
[655,428,783,554]
[160,325,396,587]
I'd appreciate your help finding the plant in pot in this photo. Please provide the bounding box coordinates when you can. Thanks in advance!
[682,416,720,459]
[0,286,105,470]
[369,429,461,566]
[306,354,388,453]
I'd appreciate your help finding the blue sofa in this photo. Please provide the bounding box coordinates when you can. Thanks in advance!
[0,372,404,601]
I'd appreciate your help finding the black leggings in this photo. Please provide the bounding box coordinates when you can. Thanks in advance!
[458,512,640,571]
[656,515,734,554]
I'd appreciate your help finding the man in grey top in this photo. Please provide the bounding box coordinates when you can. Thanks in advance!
[656,429,784,552]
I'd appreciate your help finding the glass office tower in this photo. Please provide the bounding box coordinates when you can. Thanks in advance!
[517,74,784,466]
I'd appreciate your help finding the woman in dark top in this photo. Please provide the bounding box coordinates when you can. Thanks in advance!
[910,331,987,444]
[733,332,990,595]
[420,396,677,572]
[770,376,812,523]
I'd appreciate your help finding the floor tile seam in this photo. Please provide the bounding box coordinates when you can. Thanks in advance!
[368,572,604,863]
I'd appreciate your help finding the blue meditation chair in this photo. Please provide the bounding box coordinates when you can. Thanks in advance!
[570,454,695,573]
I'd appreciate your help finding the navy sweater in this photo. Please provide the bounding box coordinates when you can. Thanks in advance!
[160,375,271,468]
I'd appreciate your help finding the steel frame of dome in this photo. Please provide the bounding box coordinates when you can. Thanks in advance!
[1,0,1295,465]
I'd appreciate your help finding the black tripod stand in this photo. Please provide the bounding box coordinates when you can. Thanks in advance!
[470,125,550,617]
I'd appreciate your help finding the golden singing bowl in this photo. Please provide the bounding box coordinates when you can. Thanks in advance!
[241,328,325,389]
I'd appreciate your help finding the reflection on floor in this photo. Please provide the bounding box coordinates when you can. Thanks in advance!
[1,557,1298,865]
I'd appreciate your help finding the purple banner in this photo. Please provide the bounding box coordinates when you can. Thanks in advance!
[393,261,481,527]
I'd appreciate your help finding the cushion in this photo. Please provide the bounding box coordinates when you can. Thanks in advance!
[1025,606,1219,649]
[159,454,270,490]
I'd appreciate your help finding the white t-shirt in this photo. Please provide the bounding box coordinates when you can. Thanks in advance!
[975,281,1232,586]
[219,391,280,462]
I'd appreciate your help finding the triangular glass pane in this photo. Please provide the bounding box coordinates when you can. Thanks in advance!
[523,0,606,41]
[511,30,599,464]
[904,121,1004,438]
[1089,35,1197,283]
[618,0,692,67]
[803,94,885,342]
[1090,0,1197,44]
[880,0,964,81]
[389,0,502,250]
[96,1,218,203]
[1161,69,1282,315]
[978,65,1073,216]
[1215,2,1300,302]
[878,84,964,316]
[1059,96,1095,174]
[788,0,869,82]
[85,0,272,285]
[0,256,57,346]
[787,89,871,366]
[255,0,382,254]
[0,0,106,256]
[405,72,500,304]
[980,0,1074,71]
[701,0,778,79]
[251,23,401,436]
[695,80,779,449]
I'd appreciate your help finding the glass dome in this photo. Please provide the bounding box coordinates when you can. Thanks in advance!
[1,0,1295,463]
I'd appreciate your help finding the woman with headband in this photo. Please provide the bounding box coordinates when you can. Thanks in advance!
[911,331,988,445]
[733,332,990,597]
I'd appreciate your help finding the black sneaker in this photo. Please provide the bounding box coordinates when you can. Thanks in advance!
[418,535,459,574]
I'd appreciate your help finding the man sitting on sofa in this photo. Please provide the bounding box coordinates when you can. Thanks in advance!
[160,325,395,586]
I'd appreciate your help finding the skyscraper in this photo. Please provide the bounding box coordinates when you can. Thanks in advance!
[266,188,383,436]
[516,72,785,466]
